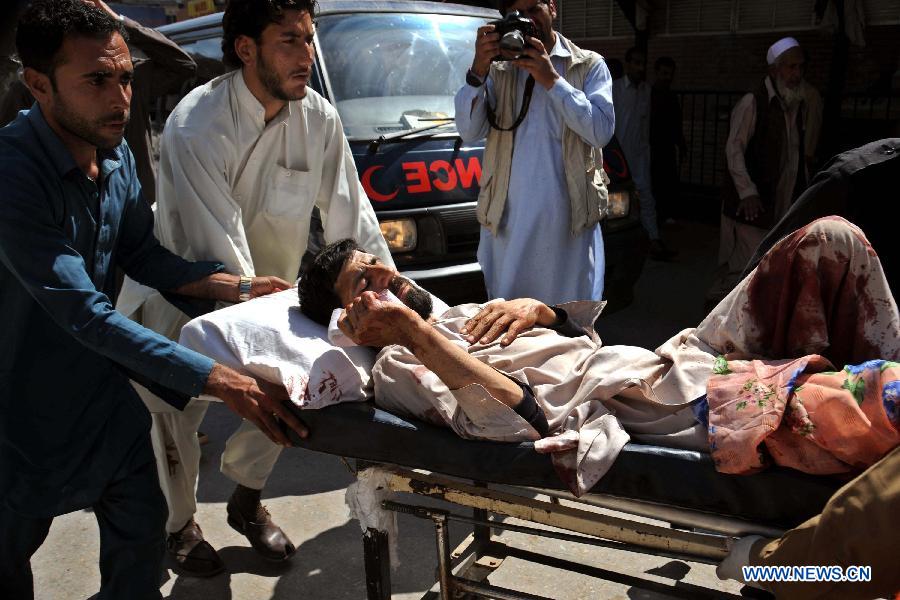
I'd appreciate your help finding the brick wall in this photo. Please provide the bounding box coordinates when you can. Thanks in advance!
[568,23,899,216]
[575,24,900,94]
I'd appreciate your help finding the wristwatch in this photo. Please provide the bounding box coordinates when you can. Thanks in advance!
[466,68,485,88]
[238,276,252,302]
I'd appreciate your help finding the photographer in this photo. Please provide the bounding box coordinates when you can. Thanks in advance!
[454,0,615,305]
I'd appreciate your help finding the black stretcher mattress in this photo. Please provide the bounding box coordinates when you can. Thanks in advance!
[285,402,844,530]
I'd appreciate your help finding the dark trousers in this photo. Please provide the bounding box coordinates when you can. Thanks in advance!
[650,148,679,223]
[0,436,167,600]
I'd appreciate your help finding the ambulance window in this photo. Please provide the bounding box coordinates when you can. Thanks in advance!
[316,12,488,140]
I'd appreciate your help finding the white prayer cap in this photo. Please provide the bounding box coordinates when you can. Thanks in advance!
[767,37,800,65]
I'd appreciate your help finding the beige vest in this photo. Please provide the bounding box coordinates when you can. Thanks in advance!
[477,35,609,237]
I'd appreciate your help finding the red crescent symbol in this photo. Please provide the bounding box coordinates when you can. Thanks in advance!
[362,165,399,202]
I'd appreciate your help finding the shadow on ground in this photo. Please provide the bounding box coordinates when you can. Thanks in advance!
[194,405,358,504]
[162,509,471,600]
[597,221,719,349]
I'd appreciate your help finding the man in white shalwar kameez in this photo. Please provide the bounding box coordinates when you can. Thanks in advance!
[116,0,393,573]
[454,0,615,305]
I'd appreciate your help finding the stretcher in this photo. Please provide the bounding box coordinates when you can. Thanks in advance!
[174,291,844,599]
[280,400,843,600]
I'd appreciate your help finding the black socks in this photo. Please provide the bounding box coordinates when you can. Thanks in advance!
[231,484,268,522]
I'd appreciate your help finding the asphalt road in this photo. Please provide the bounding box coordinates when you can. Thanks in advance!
[31,220,756,600]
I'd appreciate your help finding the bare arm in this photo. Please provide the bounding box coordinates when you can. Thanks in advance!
[171,273,291,303]
[339,292,524,408]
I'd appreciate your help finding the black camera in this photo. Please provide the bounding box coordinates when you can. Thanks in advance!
[489,11,536,61]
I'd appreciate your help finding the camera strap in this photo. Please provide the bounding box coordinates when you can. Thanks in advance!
[486,74,535,131]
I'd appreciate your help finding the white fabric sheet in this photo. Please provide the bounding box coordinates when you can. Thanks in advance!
[179,288,375,409]
[177,287,449,407]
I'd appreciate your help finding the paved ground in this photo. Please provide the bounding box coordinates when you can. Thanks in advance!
[31,220,759,599]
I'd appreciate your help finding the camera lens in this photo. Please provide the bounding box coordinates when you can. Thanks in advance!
[500,30,525,53]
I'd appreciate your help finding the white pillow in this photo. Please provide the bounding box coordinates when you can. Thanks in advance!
[179,288,376,409]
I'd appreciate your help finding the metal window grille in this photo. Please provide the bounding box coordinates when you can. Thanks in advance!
[676,89,899,190]
[555,0,632,39]
[734,0,816,32]
[864,0,900,25]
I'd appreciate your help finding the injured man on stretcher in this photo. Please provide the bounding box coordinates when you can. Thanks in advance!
[286,216,900,496]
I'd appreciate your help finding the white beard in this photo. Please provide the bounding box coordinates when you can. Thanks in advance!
[775,77,803,110]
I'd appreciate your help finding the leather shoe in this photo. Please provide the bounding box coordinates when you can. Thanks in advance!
[166,519,225,577]
[226,495,296,562]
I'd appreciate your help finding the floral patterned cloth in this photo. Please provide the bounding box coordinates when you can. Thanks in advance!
[373,217,900,492]
[707,356,900,474]
[703,216,900,474]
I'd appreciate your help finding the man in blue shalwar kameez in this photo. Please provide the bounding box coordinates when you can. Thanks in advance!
[454,0,615,305]
[0,2,307,598]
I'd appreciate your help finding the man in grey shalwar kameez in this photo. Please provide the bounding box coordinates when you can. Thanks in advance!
[298,240,713,497]
[299,216,900,497]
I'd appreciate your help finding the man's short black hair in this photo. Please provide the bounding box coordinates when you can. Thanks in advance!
[298,238,360,326]
[655,56,676,71]
[222,0,317,70]
[624,46,645,63]
[16,0,126,80]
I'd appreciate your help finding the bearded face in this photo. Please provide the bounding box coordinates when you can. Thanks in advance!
[388,275,434,320]
[775,75,804,110]
[49,81,130,150]
[771,46,805,109]
[333,250,434,321]
[30,33,132,151]
[247,9,315,102]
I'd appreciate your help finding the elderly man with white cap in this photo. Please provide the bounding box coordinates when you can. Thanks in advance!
[707,37,821,302]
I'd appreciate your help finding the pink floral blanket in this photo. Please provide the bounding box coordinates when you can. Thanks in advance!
[707,356,900,474]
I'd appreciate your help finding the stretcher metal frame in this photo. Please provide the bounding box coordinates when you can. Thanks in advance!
[356,463,784,600]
